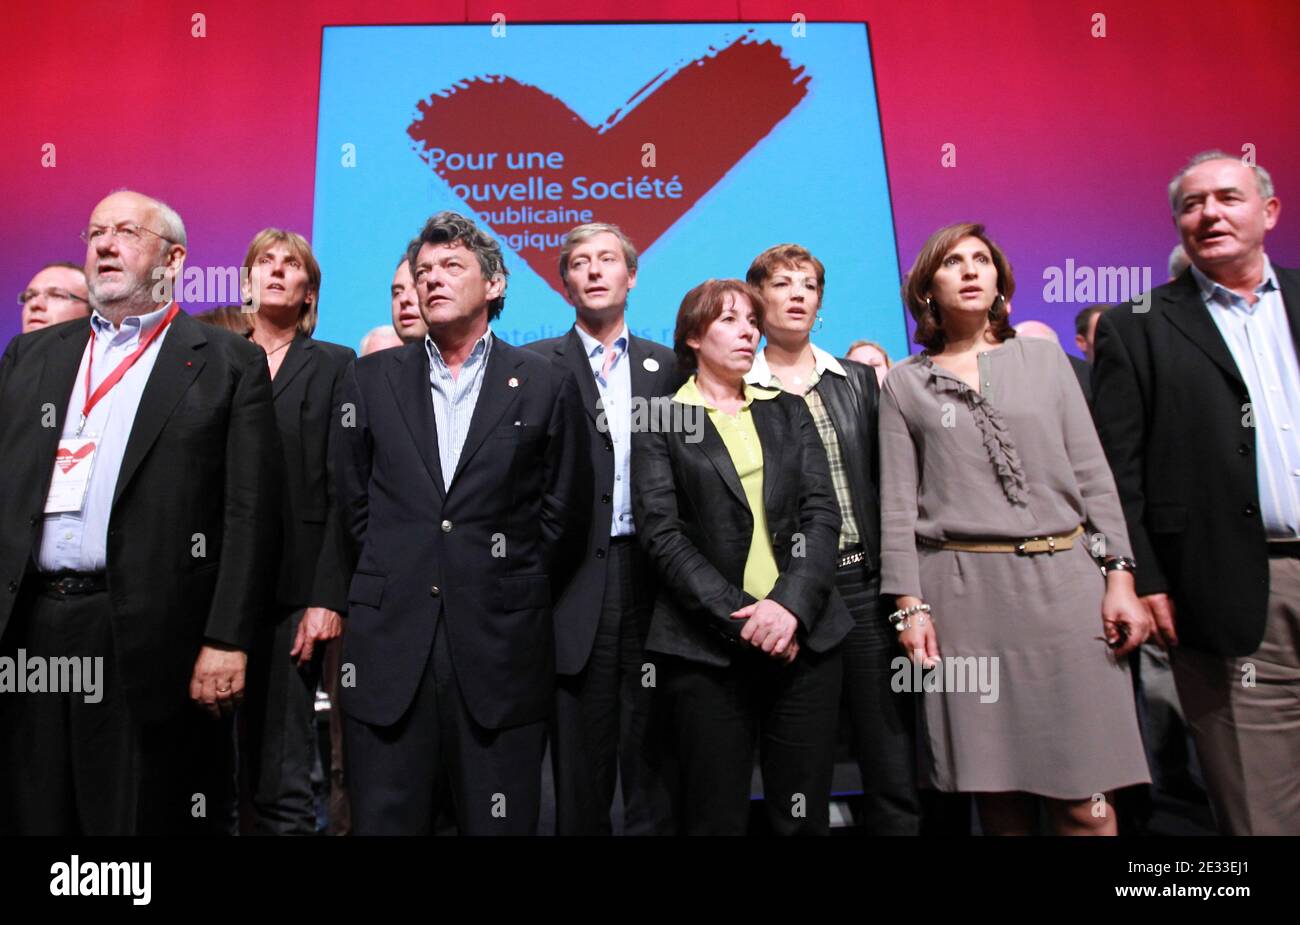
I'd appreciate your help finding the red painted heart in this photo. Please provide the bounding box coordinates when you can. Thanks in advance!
[408,33,809,296]
[55,443,94,475]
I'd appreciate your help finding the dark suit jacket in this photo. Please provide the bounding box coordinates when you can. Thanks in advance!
[1068,354,1093,404]
[811,358,883,568]
[334,335,590,729]
[631,386,851,667]
[1091,264,1300,656]
[0,311,279,722]
[269,333,355,613]
[525,327,683,676]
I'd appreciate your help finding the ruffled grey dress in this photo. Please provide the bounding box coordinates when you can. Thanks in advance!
[879,336,1150,798]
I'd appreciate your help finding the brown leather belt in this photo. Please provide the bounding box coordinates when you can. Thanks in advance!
[918,524,1085,555]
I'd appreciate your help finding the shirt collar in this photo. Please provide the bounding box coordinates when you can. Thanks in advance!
[90,301,175,341]
[574,323,629,358]
[1189,255,1280,307]
[743,342,846,387]
[425,327,493,370]
[675,374,779,410]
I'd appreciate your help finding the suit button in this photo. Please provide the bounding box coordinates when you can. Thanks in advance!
[430,585,440,597]
[1238,444,1250,456]
[1244,504,1258,516]
[604,440,613,452]
[441,520,453,533]
[28,515,38,527]
[595,548,606,559]
[601,493,611,504]
[7,581,16,593]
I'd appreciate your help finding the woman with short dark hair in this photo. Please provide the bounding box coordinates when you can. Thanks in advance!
[880,223,1151,835]
[744,244,920,835]
[632,279,851,835]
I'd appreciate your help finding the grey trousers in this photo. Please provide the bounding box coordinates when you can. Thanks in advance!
[1172,555,1300,835]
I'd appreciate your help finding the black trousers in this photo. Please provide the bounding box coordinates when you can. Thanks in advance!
[836,563,922,834]
[551,538,673,835]
[659,644,843,835]
[0,580,230,835]
[344,617,547,835]
[242,607,318,834]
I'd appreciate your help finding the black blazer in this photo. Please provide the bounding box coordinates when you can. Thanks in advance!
[0,312,279,722]
[808,358,883,568]
[525,327,683,676]
[631,386,851,667]
[333,336,590,729]
[269,333,355,613]
[1091,265,1300,656]
[1068,354,1093,404]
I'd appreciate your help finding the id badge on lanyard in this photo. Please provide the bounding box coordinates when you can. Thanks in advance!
[44,435,99,513]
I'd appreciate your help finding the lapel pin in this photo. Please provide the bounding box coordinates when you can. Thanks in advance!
[508,376,519,388]
[643,357,660,372]
[185,361,193,367]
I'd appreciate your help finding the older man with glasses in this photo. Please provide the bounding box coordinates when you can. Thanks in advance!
[18,262,90,333]
[0,189,279,834]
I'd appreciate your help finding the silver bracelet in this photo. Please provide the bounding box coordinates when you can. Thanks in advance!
[888,602,931,628]
[1102,557,1137,575]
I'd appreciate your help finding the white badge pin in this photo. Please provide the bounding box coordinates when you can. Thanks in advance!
[643,357,660,372]
[508,377,519,388]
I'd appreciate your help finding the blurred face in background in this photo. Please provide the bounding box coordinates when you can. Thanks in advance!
[847,342,889,386]
[20,265,89,332]
[391,260,426,343]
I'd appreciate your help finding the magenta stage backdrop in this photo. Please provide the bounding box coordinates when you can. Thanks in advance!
[4,0,1298,355]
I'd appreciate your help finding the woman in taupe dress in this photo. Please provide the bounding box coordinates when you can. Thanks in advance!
[879,222,1152,835]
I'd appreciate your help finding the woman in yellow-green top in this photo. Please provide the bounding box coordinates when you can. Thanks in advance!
[631,278,852,835]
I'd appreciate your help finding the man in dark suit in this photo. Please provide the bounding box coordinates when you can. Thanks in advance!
[0,190,278,834]
[526,223,681,835]
[334,211,589,835]
[1092,151,1300,834]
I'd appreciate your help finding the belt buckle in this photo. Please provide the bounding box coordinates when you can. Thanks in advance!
[1016,536,1059,556]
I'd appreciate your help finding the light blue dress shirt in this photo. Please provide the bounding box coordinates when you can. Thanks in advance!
[574,324,634,537]
[1195,257,1300,538]
[426,328,492,491]
[38,304,175,571]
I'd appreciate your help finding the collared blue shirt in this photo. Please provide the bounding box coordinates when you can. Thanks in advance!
[574,324,634,537]
[38,303,176,571]
[1194,256,1300,538]
[426,328,492,491]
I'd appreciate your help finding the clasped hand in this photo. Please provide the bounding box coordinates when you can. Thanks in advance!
[731,598,800,663]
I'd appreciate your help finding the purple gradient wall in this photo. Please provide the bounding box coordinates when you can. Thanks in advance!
[4,0,1298,353]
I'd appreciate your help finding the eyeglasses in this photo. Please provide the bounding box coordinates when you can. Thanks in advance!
[80,222,175,247]
[17,287,90,307]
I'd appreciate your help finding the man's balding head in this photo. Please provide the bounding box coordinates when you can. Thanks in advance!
[83,190,187,319]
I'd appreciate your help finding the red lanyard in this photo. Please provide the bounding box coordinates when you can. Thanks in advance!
[77,302,181,436]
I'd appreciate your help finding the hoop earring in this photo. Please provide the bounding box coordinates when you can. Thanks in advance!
[990,293,1005,315]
